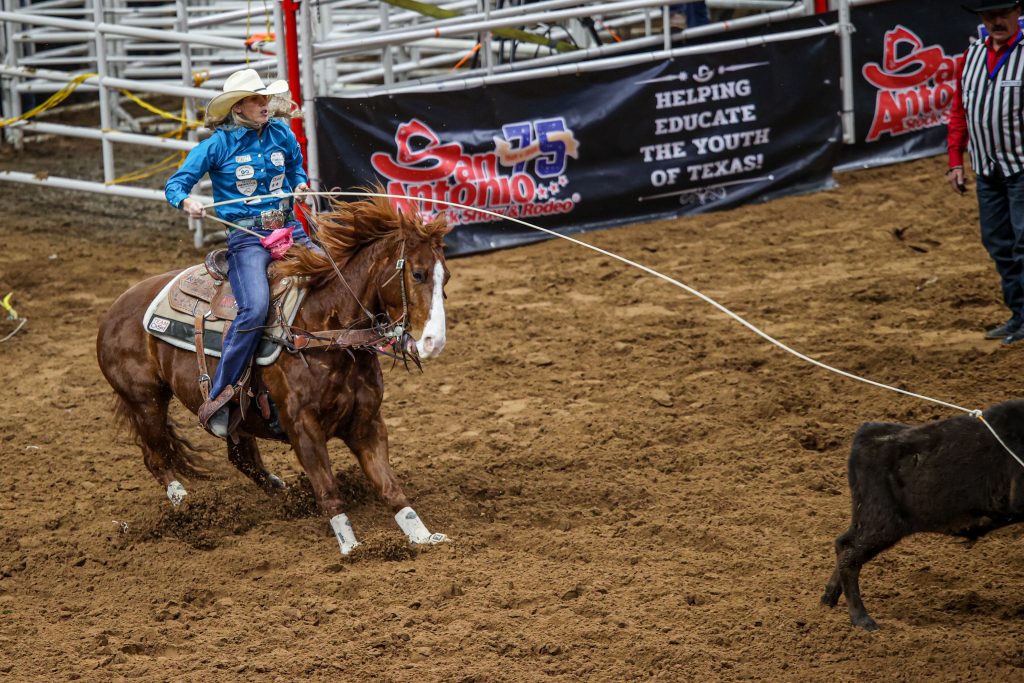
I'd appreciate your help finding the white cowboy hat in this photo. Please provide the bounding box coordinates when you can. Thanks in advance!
[206,68,290,119]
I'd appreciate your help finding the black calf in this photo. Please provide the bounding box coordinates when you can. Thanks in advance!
[822,399,1024,630]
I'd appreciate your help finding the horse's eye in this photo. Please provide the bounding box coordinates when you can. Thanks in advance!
[412,270,426,283]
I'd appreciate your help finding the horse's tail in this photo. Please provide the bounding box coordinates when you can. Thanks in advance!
[112,394,214,481]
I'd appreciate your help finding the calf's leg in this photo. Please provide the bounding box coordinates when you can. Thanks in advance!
[835,523,902,631]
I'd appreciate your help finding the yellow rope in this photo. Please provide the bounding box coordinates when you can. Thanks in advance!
[243,0,275,58]
[105,151,185,185]
[0,73,98,127]
[119,89,202,127]
[107,97,190,184]
[1,292,18,320]
[2,72,205,184]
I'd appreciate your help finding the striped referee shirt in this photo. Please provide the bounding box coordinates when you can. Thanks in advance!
[956,31,1024,177]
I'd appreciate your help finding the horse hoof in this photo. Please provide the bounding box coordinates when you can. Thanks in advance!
[166,480,188,507]
[267,473,287,490]
[852,616,880,631]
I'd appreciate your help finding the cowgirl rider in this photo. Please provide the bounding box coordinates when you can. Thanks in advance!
[165,68,316,438]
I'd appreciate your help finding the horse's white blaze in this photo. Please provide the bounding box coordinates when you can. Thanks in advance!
[166,480,187,507]
[416,261,447,359]
[395,506,448,545]
[330,513,360,555]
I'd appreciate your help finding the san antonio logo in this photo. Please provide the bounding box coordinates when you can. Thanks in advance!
[371,118,581,226]
[861,25,964,142]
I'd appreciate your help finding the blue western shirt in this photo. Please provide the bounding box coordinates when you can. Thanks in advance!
[164,119,308,223]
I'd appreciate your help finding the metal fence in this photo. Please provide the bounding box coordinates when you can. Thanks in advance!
[0,0,823,246]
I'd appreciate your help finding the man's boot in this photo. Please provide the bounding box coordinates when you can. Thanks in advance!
[198,386,235,438]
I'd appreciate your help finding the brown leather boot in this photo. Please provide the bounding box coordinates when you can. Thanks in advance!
[198,386,235,438]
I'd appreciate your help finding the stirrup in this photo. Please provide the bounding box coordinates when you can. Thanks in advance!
[198,385,235,433]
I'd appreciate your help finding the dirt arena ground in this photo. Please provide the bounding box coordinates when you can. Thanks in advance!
[3,136,1024,682]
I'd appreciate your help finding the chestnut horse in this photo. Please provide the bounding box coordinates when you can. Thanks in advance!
[97,196,451,555]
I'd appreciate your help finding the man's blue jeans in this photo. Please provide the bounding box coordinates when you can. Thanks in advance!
[977,169,1024,324]
[208,220,314,399]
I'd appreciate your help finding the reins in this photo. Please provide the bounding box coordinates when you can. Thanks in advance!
[198,190,1024,469]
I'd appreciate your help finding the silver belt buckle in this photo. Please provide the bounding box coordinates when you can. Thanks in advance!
[260,209,285,230]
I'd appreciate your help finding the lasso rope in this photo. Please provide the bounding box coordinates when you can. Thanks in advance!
[196,190,1024,468]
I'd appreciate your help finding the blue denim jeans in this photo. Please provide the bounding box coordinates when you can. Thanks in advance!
[209,220,316,399]
[977,169,1024,323]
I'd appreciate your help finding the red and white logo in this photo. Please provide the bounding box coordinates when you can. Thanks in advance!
[370,118,581,226]
[860,25,964,142]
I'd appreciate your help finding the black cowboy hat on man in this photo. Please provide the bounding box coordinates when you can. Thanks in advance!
[961,0,1021,14]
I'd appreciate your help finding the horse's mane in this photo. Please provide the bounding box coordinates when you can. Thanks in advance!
[275,192,450,283]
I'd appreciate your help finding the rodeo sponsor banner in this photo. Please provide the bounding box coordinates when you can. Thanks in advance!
[836,0,979,171]
[317,33,841,256]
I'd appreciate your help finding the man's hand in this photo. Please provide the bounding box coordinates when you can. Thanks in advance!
[181,198,206,219]
[947,166,967,195]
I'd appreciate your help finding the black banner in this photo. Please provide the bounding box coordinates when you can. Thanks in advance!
[836,0,980,171]
[317,32,842,256]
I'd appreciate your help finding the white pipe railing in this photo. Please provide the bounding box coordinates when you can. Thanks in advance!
[314,0,677,57]
[0,10,250,50]
[839,0,855,144]
[0,170,186,202]
[300,0,321,192]
[8,120,199,150]
[345,23,840,95]
[706,0,800,8]
[2,0,846,246]
[344,4,807,96]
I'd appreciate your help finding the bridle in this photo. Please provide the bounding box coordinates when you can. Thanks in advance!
[377,239,410,343]
[271,235,422,370]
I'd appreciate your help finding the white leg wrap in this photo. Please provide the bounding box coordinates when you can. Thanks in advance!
[330,513,360,555]
[395,507,448,545]
[166,480,187,507]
